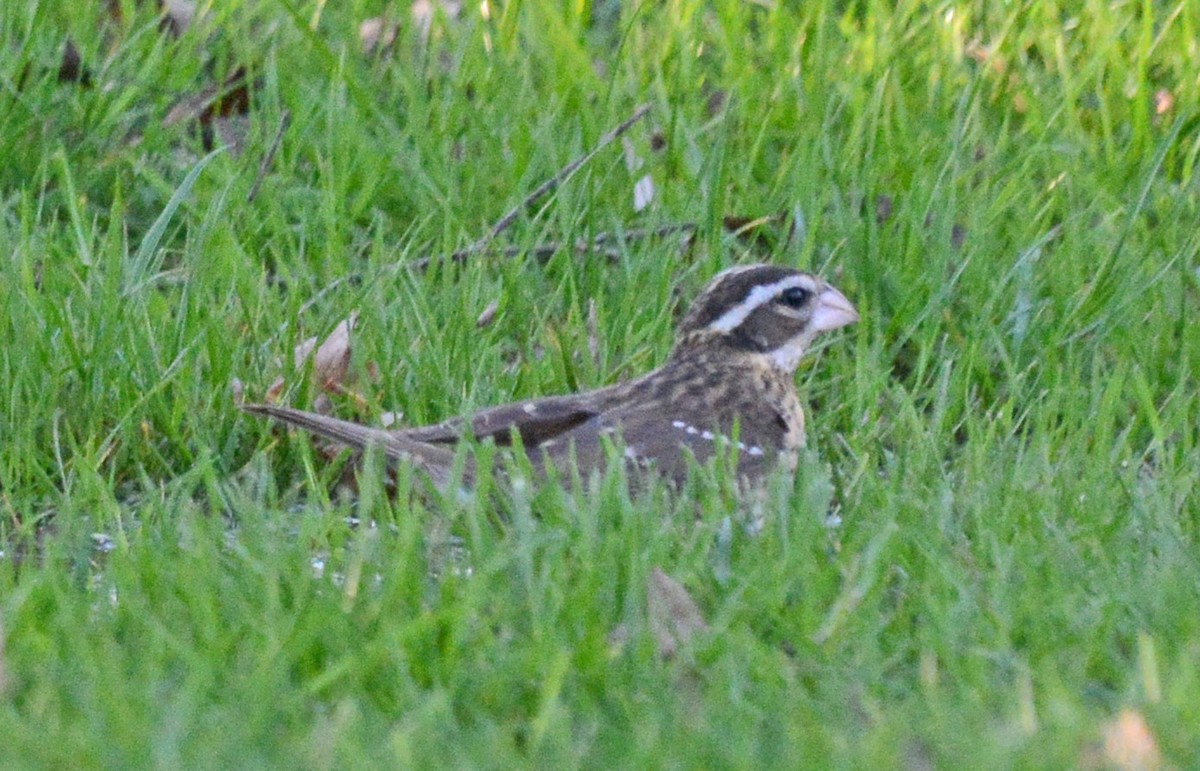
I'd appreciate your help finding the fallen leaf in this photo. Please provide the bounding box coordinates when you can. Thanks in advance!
[706,89,728,117]
[950,223,967,250]
[264,375,286,404]
[292,335,319,369]
[411,0,434,34]
[58,38,93,86]
[312,313,358,393]
[105,0,187,27]
[164,66,253,153]
[1101,710,1161,771]
[632,174,655,212]
[161,0,196,36]
[965,39,1005,74]
[647,567,709,658]
[1154,89,1173,116]
[164,66,249,127]
[875,194,894,224]
[411,0,462,40]
[1009,73,1028,114]
[210,114,251,155]
[475,299,499,328]
[360,16,399,56]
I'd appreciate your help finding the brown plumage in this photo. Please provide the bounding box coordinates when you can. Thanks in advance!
[242,264,858,492]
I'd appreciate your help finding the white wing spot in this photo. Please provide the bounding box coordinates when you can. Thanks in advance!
[672,420,686,428]
[523,402,538,414]
[623,446,641,459]
[748,446,764,456]
[686,426,698,435]
[700,430,714,441]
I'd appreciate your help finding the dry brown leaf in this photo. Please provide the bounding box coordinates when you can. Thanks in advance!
[1101,710,1161,771]
[58,38,92,86]
[360,16,399,56]
[875,194,894,224]
[164,66,253,153]
[411,0,462,39]
[965,39,1005,74]
[312,314,358,393]
[410,0,434,33]
[312,392,334,417]
[632,174,655,212]
[950,223,967,250]
[475,299,499,328]
[270,313,375,414]
[161,0,196,36]
[705,89,728,117]
[264,375,286,404]
[1154,89,1174,116]
[211,114,251,156]
[292,335,319,369]
[164,66,248,127]
[647,567,709,659]
[108,0,196,36]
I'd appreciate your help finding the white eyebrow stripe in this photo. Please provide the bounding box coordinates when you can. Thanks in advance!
[706,275,816,334]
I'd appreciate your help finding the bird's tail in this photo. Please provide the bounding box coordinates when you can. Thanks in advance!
[241,403,469,491]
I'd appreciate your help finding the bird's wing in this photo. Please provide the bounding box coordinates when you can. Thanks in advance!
[397,390,617,448]
[241,403,468,491]
[539,403,782,486]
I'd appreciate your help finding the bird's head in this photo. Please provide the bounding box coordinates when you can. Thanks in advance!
[674,264,859,373]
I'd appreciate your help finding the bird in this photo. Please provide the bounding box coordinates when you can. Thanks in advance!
[242,264,858,494]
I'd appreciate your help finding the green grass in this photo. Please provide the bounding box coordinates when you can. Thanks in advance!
[3,0,1199,766]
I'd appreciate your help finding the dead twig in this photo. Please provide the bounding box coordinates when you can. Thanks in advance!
[272,105,662,346]
[411,221,696,271]
[286,222,696,330]
[455,103,652,258]
[246,109,292,204]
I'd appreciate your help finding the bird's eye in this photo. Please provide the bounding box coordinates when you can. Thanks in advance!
[779,286,811,308]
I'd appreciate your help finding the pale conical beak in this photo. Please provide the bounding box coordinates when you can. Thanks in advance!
[810,285,859,333]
